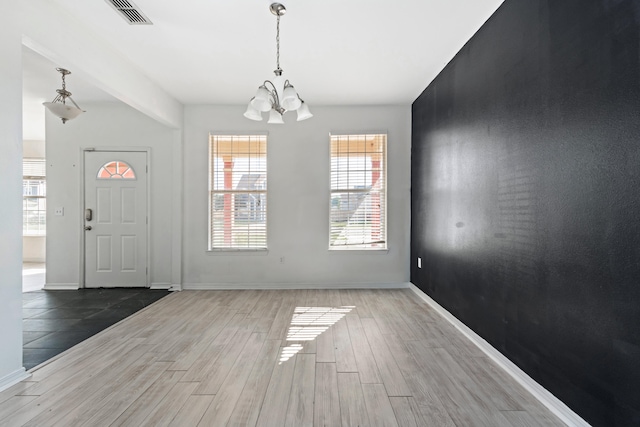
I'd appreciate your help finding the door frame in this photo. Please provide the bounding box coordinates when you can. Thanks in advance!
[79,147,151,288]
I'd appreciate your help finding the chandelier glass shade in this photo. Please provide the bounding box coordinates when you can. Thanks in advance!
[43,68,85,124]
[244,3,312,123]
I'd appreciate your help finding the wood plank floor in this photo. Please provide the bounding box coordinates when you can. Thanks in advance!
[0,289,565,426]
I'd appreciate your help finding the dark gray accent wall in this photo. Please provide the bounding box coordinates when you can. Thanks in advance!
[410,1,640,426]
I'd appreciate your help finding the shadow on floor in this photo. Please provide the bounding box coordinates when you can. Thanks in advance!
[23,288,169,370]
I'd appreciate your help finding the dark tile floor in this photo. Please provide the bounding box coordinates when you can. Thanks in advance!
[23,289,169,370]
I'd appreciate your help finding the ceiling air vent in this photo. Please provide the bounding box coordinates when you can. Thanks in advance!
[105,0,153,25]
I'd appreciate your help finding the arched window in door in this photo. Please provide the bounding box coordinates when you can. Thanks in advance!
[97,161,136,179]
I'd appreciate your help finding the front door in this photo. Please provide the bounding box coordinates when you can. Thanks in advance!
[84,150,148,288]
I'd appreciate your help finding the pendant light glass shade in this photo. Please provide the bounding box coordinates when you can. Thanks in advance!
[43,102,84,122]
[244,3,311,123]
[296,101,313,121]
[43,68,85,124]
[281,83,302,111]
[267,109,285,124]
[251,86,273,112]
[244,103,263,121]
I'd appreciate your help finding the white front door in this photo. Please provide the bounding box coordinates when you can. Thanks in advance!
[84,151,148,288]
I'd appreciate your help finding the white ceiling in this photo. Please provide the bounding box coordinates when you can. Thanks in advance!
[23,0,505,138]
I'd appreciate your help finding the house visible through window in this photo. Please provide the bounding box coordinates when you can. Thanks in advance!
[209,134,267,249]
[330,134,386,249]
[23,158,46,236]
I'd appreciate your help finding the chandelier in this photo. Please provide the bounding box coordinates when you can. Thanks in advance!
[43,68,85,124]
[244,3,312,123]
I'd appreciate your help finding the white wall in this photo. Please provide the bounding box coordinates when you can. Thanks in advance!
[0,3,28,389]
[183,105,411,288]
[45,103,180,289]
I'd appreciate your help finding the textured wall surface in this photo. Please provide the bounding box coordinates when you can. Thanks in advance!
[410,1,640,426]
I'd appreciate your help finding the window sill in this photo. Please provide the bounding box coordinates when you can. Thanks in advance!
[206,248,269,256]
[328,248,389,254]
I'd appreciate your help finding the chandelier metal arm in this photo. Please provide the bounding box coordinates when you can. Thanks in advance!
[263,80,285,114]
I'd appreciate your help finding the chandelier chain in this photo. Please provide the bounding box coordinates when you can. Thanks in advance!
[276,14,281,71]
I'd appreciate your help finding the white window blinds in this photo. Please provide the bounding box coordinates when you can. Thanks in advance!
[330,134,387,249]
[209,134,267,249]
[23,158,46,236]
[23,158,46,178]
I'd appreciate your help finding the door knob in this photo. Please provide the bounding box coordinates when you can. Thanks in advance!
[84,226,92,231]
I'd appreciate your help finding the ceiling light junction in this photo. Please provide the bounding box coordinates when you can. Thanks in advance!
[244,3,312,124]
[43,68,85,124]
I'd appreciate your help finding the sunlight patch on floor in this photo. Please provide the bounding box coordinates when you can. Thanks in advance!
[279,306,354,364]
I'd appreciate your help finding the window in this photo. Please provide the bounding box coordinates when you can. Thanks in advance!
[330,134,386,249]
[23,159,46,236]
[97,161,136,179]
[209,134,267,249]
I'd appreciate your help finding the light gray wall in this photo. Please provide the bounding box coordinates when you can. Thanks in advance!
[183,105,411,288]
[45,103,410,290]
[45,102,179,288]
[0,3,27,388]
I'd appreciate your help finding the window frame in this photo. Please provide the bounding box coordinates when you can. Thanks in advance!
[329,133,388,251]
[208,133,268,251]
[23,158,47,237]
[97,160,137,180]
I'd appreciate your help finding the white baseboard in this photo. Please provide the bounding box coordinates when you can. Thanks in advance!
[182,282,411,290]
[43,283,79,290]
[150,283,182,292]
[0,368,30,393]
[22,257,45,263]
[408,283,590,427]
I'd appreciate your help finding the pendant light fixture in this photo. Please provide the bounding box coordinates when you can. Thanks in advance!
[43,68,85,124]
[244,3,312,123]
